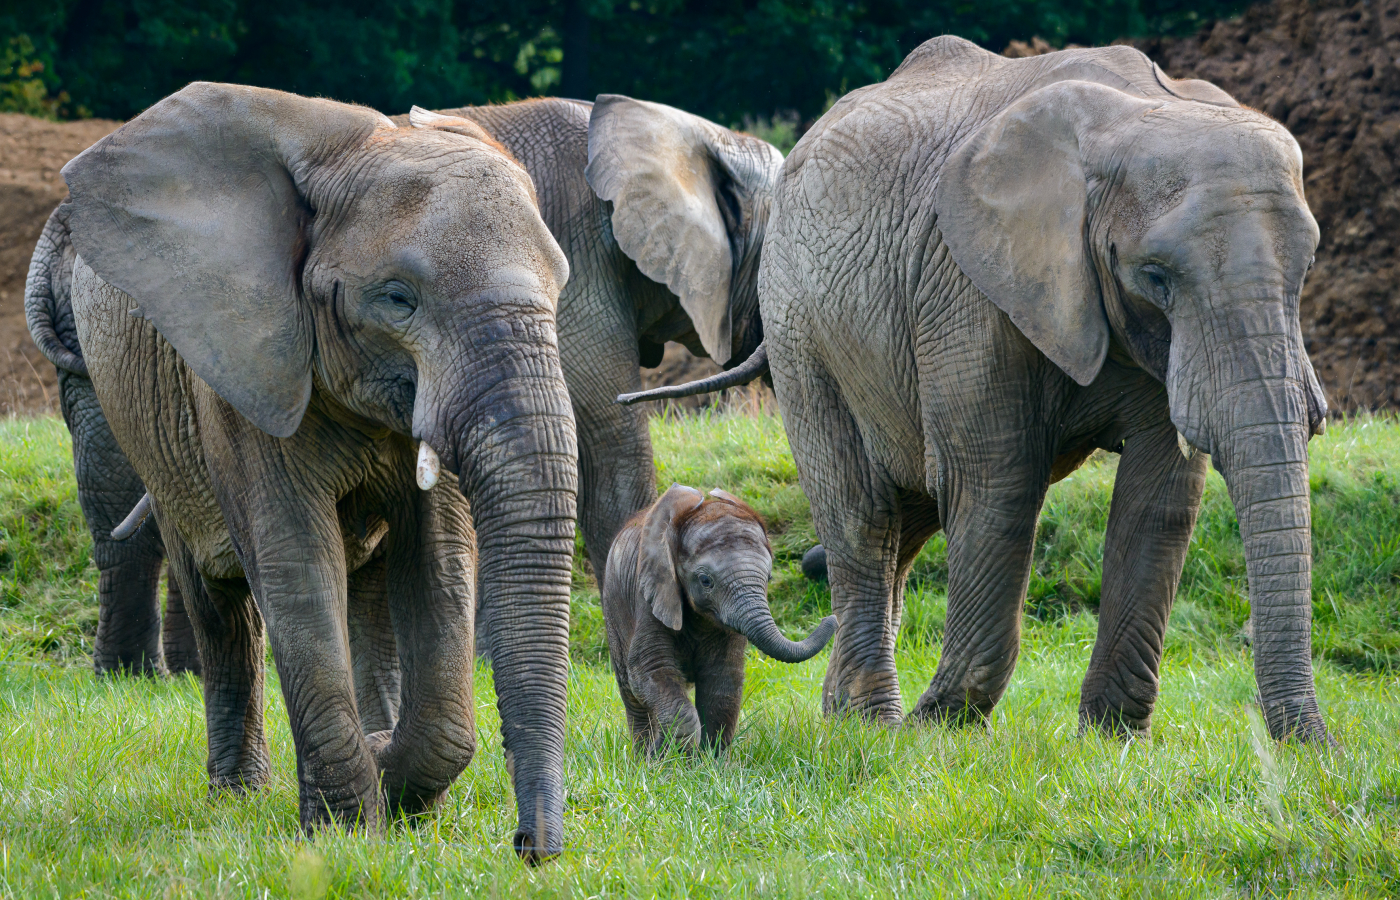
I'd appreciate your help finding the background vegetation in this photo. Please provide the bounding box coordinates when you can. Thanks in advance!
[1,0,1252,125]
[1,411,1398,895]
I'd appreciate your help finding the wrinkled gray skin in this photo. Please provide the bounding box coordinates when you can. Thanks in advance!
[25,202,198,676]
[603,484,836,755]
[36,95,780,676]
[753,38,1329,741]
[63,82,578,855]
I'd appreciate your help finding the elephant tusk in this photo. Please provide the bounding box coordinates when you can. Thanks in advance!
[416,441,441,491]
[1177,430,1196,461]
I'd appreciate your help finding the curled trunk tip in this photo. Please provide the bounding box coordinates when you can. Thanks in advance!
[616,342,768,406]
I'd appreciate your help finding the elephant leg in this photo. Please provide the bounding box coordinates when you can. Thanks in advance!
[231,500,381,830]
[347,548,400,736]
[779,360,903,723]
[909,464,1047,726]
[559,291,654,587]
[632,667,700,756]
[369,482,477,818]
[1079,420,1207,734]
[59,370,167,675]
[161,565,201,676]
[694,635,746,752]
[618,680,653,752]
[163,526,268,791]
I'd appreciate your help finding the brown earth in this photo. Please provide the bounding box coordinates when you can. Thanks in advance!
[0,113,120,414]
[2,2,1395,413]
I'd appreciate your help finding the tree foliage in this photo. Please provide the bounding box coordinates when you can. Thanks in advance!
[0,0,1249,123]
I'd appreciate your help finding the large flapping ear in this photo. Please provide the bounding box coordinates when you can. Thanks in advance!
[62,82,389,437]
[637,484,704,631]
[585,95,783,365]
[934,80,1155,386]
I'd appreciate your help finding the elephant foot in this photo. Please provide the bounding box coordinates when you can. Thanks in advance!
[1260,696,1335,746]
[299,783,385,834]
[208,744,272,795]
[92,651,165,678]
[365,729,453,820]
[907,689,994,729]
[1078,689,1153,738]
[821,675,903,725]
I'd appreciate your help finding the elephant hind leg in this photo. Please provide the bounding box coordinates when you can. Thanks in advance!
[779,358,903,723]
[160,566,201,676]
[164,527,269,792]
[92,552,165,675]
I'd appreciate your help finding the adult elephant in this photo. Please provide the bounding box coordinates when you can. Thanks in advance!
[63,82,578,854]
[30,95,780,675]
[628,38,1331,742]
[404,97,781,582]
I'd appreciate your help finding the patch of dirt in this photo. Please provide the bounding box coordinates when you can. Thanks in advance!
[0,113,120,415]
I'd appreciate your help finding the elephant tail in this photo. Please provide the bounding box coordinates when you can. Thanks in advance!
[111,493,153,541]
[616,341,768,406]
[25,200,88,377]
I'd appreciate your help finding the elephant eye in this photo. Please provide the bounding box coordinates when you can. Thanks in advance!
[380,282,418,315]
[1139,265,1172,311]
[697,573,714,590]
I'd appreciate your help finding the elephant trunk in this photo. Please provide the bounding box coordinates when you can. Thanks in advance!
[1212,410,1328,741]
[443,321,578,863]
[724,594,836,664]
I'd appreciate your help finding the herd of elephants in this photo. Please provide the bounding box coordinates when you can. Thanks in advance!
[23,35,1336,858]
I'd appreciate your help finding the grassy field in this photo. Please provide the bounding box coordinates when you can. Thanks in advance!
[1,412,1398,897]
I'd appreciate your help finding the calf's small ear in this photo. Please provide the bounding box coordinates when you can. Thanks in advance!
[637,484,704,631]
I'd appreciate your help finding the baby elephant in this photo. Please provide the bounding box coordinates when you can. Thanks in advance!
[604,484,837,754]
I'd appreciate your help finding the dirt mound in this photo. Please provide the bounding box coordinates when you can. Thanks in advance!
[1134,0,1400,411]
[0,114,120,415]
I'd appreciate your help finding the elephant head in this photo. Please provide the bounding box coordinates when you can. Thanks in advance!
[640,485,836,662]
[584,95,784,367]
[62,82,579,855]
[934,80,1328,740]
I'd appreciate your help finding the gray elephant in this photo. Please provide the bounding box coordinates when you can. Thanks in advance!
[603,484,836,755]
[30,94,780,675]
[62,82,578,853]
[26,201,198,676]
[631,38,1331,742]
[406,97,781,582]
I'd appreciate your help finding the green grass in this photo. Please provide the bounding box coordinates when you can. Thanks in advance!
[2,412,1399,896]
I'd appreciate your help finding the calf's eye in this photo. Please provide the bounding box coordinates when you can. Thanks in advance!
[698,573,714,590]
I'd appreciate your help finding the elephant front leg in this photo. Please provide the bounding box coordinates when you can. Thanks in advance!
[163,528,268,791]
[347,549,400,736]
[1079,421,1206,735]
[694,634,747,752]
[368,482,477,818]
[238,509,382,831]
[910,471,1045,726]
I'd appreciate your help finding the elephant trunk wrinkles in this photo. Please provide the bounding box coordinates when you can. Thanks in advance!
[1210,382,1328,742]
[448,334,578,862]
[724,594,836,664]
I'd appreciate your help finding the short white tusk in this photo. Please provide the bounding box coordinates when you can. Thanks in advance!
[1177,430,1196,461]
[416,440,441,491]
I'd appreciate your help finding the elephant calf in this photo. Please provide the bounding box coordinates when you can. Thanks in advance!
[603,484,835,754]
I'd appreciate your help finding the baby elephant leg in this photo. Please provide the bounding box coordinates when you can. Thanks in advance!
[630,666,701,756]
[694,634,747,752]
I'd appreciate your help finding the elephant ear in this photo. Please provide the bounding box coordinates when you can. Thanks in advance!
[62,82,388,437]
[637,484,704,631]
[934,81,1153,386]
[586,94,783,365]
